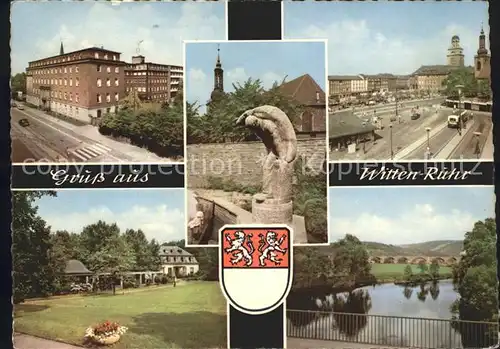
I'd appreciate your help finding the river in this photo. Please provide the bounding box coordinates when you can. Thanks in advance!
[287,280,496,348]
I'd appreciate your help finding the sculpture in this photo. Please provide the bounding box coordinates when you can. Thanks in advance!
[236,105,298,223]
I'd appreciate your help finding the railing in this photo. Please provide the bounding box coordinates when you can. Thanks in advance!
[287,309,498,349]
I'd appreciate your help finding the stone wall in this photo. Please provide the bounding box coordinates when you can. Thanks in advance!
[186,138,326,188]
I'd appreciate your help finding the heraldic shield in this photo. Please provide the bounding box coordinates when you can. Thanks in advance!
[219,224,293,315]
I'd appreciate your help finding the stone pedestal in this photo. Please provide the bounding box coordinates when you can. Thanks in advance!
[251,197,293,224]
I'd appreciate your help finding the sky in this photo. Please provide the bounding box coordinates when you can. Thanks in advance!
[35,190,185,243]
[10,1,226,74]
[329,186,494,245]
[185,41,326,114]
[284,1,490,75]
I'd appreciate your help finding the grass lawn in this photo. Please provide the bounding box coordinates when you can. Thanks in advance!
[14,282,226,349]
[371,263,452,280]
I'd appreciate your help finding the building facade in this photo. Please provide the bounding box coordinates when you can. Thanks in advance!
[328,76,353,101]
[279,74,326,132]
[159,245,199,277]
[474,26,491,80]
[124,55,183,103]
[26,46,126,123]
[350,75,368,95]
[447,35,465,67]
[410,65,456,92]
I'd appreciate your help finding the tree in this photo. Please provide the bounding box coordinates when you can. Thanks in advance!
[403,264,413,282]
[442,68,478,98]
[11,73,26,98]
[99,92,184,158]
[187,78,303,144]
[123,229,156,271]
[451,218,497,347]
[428,260,440,280]
[417,260,428,274]
[12,191,57,303]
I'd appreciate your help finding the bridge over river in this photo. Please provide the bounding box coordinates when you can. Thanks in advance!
[369,255,460,266]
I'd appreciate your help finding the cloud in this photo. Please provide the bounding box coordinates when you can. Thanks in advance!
[330,203,476,244]
[287,19,488,75]
[42,204,185,243]
[12,2,225,73]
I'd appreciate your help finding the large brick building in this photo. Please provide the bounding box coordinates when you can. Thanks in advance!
[26,46,127,123]
[26,44,184,124]
[125,55,183,102]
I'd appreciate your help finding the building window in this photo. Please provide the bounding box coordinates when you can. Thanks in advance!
[69,67,72,73]
[112,55,116,60]
[64,67,67,73]
[106,78,110,87]
[97,65,101,72]
[69,92,73,101]
[107,66,111,73]
[59,91,62,98]
[76,78,79,87]
[115,67,119,73]
[106,93,111,102]
[114,92,119,101]
[75,66,79,73]
[106,107,110,114]
[104,54,108,60]
[69,79,72,87]
[94,52,99,59]
[75,93,79,103]
[114,78,119,86]
[59,78,62,85]
[64,78,67,86]
[97,78,102,87]
[64,92,67,100]
[97,94,101,103]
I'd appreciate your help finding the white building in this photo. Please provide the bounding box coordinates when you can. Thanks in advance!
[159,245,199,277]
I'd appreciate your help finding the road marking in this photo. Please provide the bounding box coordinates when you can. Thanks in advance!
[15,108,123,162]
[67,143,114,162]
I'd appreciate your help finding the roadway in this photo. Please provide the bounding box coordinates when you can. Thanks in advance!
[10,106,168,163]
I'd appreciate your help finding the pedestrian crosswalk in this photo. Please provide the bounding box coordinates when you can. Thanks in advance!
[68,143,112,161]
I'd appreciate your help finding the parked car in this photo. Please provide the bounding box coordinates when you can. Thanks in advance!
[18,118,30,127]
[411,112,420,120]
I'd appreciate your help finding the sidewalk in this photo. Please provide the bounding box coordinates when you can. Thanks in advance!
[14,333,83,349]
[481,127,494,160]
[433,128,466,159]
[394,121,448,160]
[287,337,407,348]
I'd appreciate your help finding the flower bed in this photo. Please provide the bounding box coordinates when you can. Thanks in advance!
[84,320,128,345]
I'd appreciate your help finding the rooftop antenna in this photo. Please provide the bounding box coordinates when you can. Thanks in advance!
[136,40,144,55]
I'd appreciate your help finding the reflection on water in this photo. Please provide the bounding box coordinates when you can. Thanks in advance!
[287,280,476,348]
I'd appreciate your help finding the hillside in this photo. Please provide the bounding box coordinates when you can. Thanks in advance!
[364,240,463,257]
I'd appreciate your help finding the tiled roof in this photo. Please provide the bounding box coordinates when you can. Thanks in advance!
[328,75,361,80]
[159,245,194,257]
[412,65,457,76]
[64,259,93,275]
[329,114,377,139]
[279,74,326,106]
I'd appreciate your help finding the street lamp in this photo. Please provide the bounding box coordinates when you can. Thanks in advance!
[426,127,431,149]
[473,131,482,159]
[395,88,400,123]
[389,123,394,160]
[455,84,464,110]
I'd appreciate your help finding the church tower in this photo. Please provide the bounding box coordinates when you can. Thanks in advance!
[59,41,64,55]
[209,44,225,104]
[446,35,465,67]
[474,25,491,80]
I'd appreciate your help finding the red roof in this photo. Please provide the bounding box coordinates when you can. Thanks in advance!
[278,74,326,106]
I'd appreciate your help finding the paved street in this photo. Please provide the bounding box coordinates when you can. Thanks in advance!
[11,105,171,163]
[330,99,493,161]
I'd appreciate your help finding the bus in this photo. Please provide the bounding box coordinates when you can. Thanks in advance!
[448,111,468,128]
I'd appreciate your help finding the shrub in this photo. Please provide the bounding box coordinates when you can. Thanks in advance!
[303,198,328,243]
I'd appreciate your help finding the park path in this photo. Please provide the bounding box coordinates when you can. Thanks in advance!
[14,333,83,349]
[287,337,409,348]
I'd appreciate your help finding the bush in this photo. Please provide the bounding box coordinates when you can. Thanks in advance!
[122,276,138,289]
[206,176,261,195]
[160,275,168,284]
[99,93,184,159]
[303,198,328,243]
